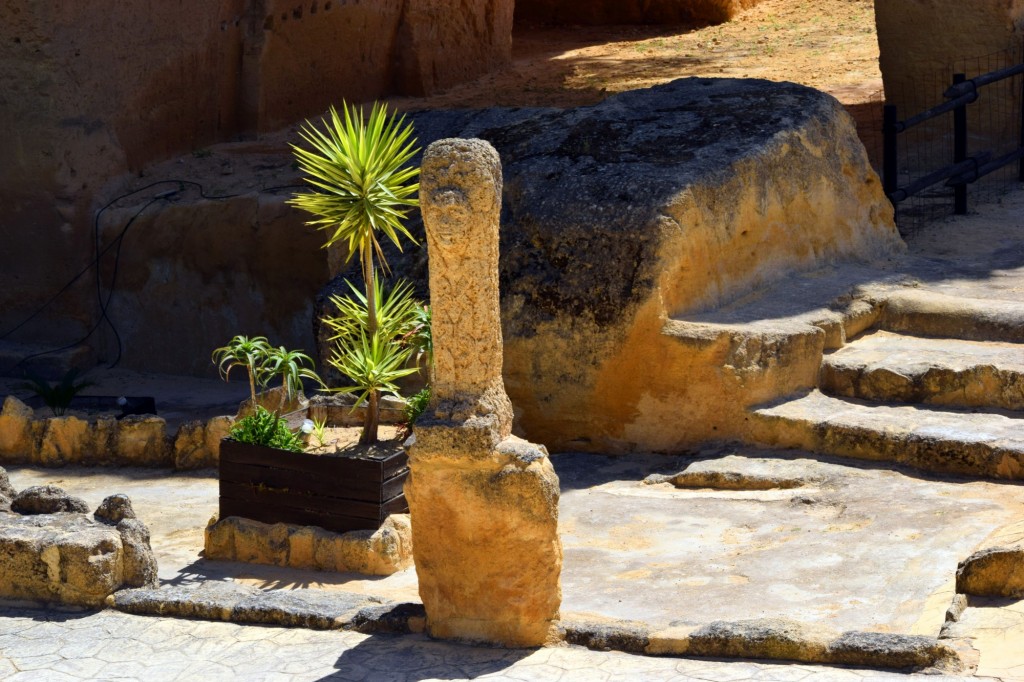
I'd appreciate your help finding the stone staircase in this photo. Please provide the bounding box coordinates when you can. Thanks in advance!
[751,289,1024,480]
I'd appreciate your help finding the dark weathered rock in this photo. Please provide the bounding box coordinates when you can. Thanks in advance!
[317,78,900,453]
[116,518,158,588]
[956,544,1024,598]
[562,618,651,654]
[348,602,428,634]
[825,631,958,670]
[94,494,136,525]
[686,619,828,662]
[112,583,386,630]
[11,485,89,515]
[232,589,382,630]
[112,582,258,621]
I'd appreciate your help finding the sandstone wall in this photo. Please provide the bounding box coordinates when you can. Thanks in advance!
[0,0,512,371]
[875,0,1024,122]
[515,0,764,25]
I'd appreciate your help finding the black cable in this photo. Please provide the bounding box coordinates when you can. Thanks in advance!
[4,179,308,374]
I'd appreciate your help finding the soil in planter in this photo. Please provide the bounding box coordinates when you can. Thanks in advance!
[304,425,404,458]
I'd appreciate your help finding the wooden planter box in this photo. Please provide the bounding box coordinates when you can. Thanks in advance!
[218,439,409,534]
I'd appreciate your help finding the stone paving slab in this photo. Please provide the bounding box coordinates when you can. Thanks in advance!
[554,449,1024,635]
[0,607,995,682]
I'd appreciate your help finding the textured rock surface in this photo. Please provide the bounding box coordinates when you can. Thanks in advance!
[516,0,763,25]
[644,454,818,490]
[112,582,385,630]
[11,485,89,515]
[116,518,159,588]
[562,617,651,654]
[565,615,962,671]
[172,416,233,469]
[94,494,137,524]
[940,596,1024,680]
[752,390,1024,480]
[0,465,16,506]
[204,514,413,576]
[323,79,901,453]
[825,631,959,670]
[876,0,1024,143]
[822,330,1024,410]
[685,619,829,662]
[881,289,1024,343]
[406,138,562,647]
[0,0,514,377]
[0,511,157,607]
[957,545,1024,598]
[0,396,34,461]
[0,398,191,468]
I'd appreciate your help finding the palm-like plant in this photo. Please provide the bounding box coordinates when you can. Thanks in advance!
[324,276,419,343]
[328,330,420,423]
[289,101,420,444]
[16,368,95,416]
[211,335,272,405]
[261,347,324,401]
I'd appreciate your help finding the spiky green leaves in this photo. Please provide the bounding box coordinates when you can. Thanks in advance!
[288,102,420,271]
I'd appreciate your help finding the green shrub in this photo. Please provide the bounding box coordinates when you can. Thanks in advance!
[229,406,305,453]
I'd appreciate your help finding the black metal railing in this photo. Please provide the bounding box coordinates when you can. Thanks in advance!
[883,56,1024,221]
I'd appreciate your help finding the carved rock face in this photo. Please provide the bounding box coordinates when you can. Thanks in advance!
[320,78,901,454]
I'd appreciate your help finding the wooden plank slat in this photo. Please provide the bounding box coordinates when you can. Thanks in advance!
[219,460,405,502]
[220,481,391,521]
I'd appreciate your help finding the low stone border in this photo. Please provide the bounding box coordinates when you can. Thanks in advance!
[109,582,426,634]
[203,514,413,576]
[562,616,966,673]
[955,543,1024,598]
[0,395,230,469]
[106,587,967,673]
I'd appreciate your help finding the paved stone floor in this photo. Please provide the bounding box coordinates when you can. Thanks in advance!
[0,607,987,682]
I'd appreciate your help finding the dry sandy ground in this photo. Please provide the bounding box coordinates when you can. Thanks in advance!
[392,0,881,111]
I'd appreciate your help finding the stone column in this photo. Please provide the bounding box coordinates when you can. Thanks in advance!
[405,138,562,647]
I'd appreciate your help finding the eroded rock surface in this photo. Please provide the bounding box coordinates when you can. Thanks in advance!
[0,508,158,607]
[11,485,89,515]
[204,514,413,576]
[957,545,1024,598]
[172,416,233,470]
[320,78,901,453]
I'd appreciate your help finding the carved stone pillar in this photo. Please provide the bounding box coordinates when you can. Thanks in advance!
[405,138,562,647]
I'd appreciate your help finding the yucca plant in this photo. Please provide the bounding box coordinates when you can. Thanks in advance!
[328,329,420,430]
[289,101,420,444]
[324,275,419,343]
